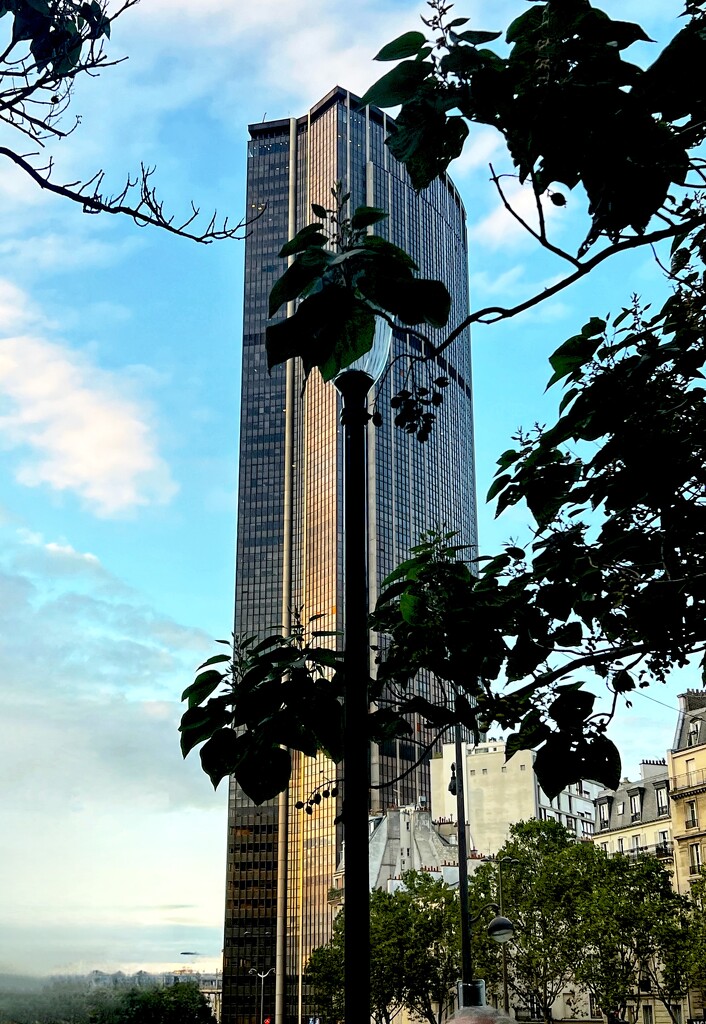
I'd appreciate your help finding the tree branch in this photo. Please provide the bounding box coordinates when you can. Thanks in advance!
[0,147,248,243]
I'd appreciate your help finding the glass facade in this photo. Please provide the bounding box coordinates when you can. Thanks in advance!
[224,87,476,1024]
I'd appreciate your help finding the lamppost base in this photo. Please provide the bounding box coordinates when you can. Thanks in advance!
[458,981,486,1008]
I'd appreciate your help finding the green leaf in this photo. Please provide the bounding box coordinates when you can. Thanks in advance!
[374,31,428,62]
[199,727,243,789]
[318,298,376,381]
[311,203,328,219]
[195,653,232,671]
[351,206,388,230]
[487,473,512,502]
[181,669,225,708]
[279,223,328,258]
[179,698,232,757]
[358,60,432,110]
[400,591,425,624]
[453,29,501,45]
[269,257,327,317]
[548,687,596,729]
[237,742,292,803]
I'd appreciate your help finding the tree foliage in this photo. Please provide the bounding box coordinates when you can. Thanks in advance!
[0,0,241,241]
[470,822,695,1024]
[183,0,706,800]
[306,872,460,1024]
[0,980,215,1024]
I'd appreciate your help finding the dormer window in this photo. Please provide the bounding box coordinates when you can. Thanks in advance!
[630,793,641,821]
[688,720,701,747]
[656,787,669,816]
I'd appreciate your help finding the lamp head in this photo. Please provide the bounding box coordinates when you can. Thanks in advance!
[333,315,393,387]
[487,915,515,943]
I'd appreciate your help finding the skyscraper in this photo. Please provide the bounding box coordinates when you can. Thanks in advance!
[224,86,476,1024]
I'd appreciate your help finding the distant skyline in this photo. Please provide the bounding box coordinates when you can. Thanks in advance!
[0,0,693,979]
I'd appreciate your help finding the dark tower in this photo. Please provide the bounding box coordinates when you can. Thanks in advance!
[224,86,476,1024]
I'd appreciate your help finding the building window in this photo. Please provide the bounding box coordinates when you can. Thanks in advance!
[688,720,700,747]
[469,770,476,776]
[632,834,641,851]
[686,758,696,784]
[686,799,698,829]
[520,764,526,771]
[617,801,625,815]
[656,788,669,816]
[601,843,608,853]
[599,802,609,827]
[689,842,702,876]
[501,766,507,773]
[482,768,488,775]
[618,838,624,853]
[630,794,641,821]
[670,1007,683,1024]
[643,1005,654,1024]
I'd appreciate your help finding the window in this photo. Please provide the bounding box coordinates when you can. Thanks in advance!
[630,794,641,820]
[520,764,526,771]
[670,1008,683,1024]
[617,801,625,815]
[686,758,696,784]
[501,766,507,773]
[688,720,700,747]
[482,768,488,775]
[656,788,669,816]
[601,843,608,853]
[686,799,698,829]
[632,834,641,851]
[643,1005,654,1024]
[599,802,609,826]
[689,842,702,875]
[618,838,625,853]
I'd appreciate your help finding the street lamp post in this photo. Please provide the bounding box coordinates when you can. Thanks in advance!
[333,318,392,1024]
[448,721,474,1007]
[496,857,520,1013]
[448,761,514,1007]
[249,967,274,1024]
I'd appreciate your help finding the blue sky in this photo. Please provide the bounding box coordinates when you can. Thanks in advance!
[0,0,695,979]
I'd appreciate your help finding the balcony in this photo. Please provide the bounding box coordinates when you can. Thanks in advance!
[631,812,642,822]
[671,767,706,794]
[686,818,700,830]
[689,862,703,876]
[654,841,674,858]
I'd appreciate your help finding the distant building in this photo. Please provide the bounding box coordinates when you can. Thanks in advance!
[593,759,674,865]
[429,739,600,854]
[668,690,706,896]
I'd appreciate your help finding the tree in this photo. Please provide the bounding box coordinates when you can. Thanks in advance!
[0,1,242,242]
[468,822,586,1024]
[306,872,460,1024]
[182,0,706,801]
[0,980,215,1024]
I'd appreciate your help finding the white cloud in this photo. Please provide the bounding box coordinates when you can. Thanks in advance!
[470,178,565,250]
[0,317,177,516]
[450,126,504,179]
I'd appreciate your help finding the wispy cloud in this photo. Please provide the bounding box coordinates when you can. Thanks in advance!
[0,284,176,516]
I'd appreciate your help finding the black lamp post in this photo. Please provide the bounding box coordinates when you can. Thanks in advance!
[448,720,474,1007]
[333,317,392,1024]
[450,750,516,1008]
[249,967,274,1024]
[497,856,519,1013]
[468,902,515,1007]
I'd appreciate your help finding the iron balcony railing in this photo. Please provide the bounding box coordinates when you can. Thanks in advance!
[672,767,706,792]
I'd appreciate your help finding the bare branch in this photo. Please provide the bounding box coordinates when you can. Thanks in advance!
[489,163,580,269]
[0,147,248,243]
[433,212,706,356]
